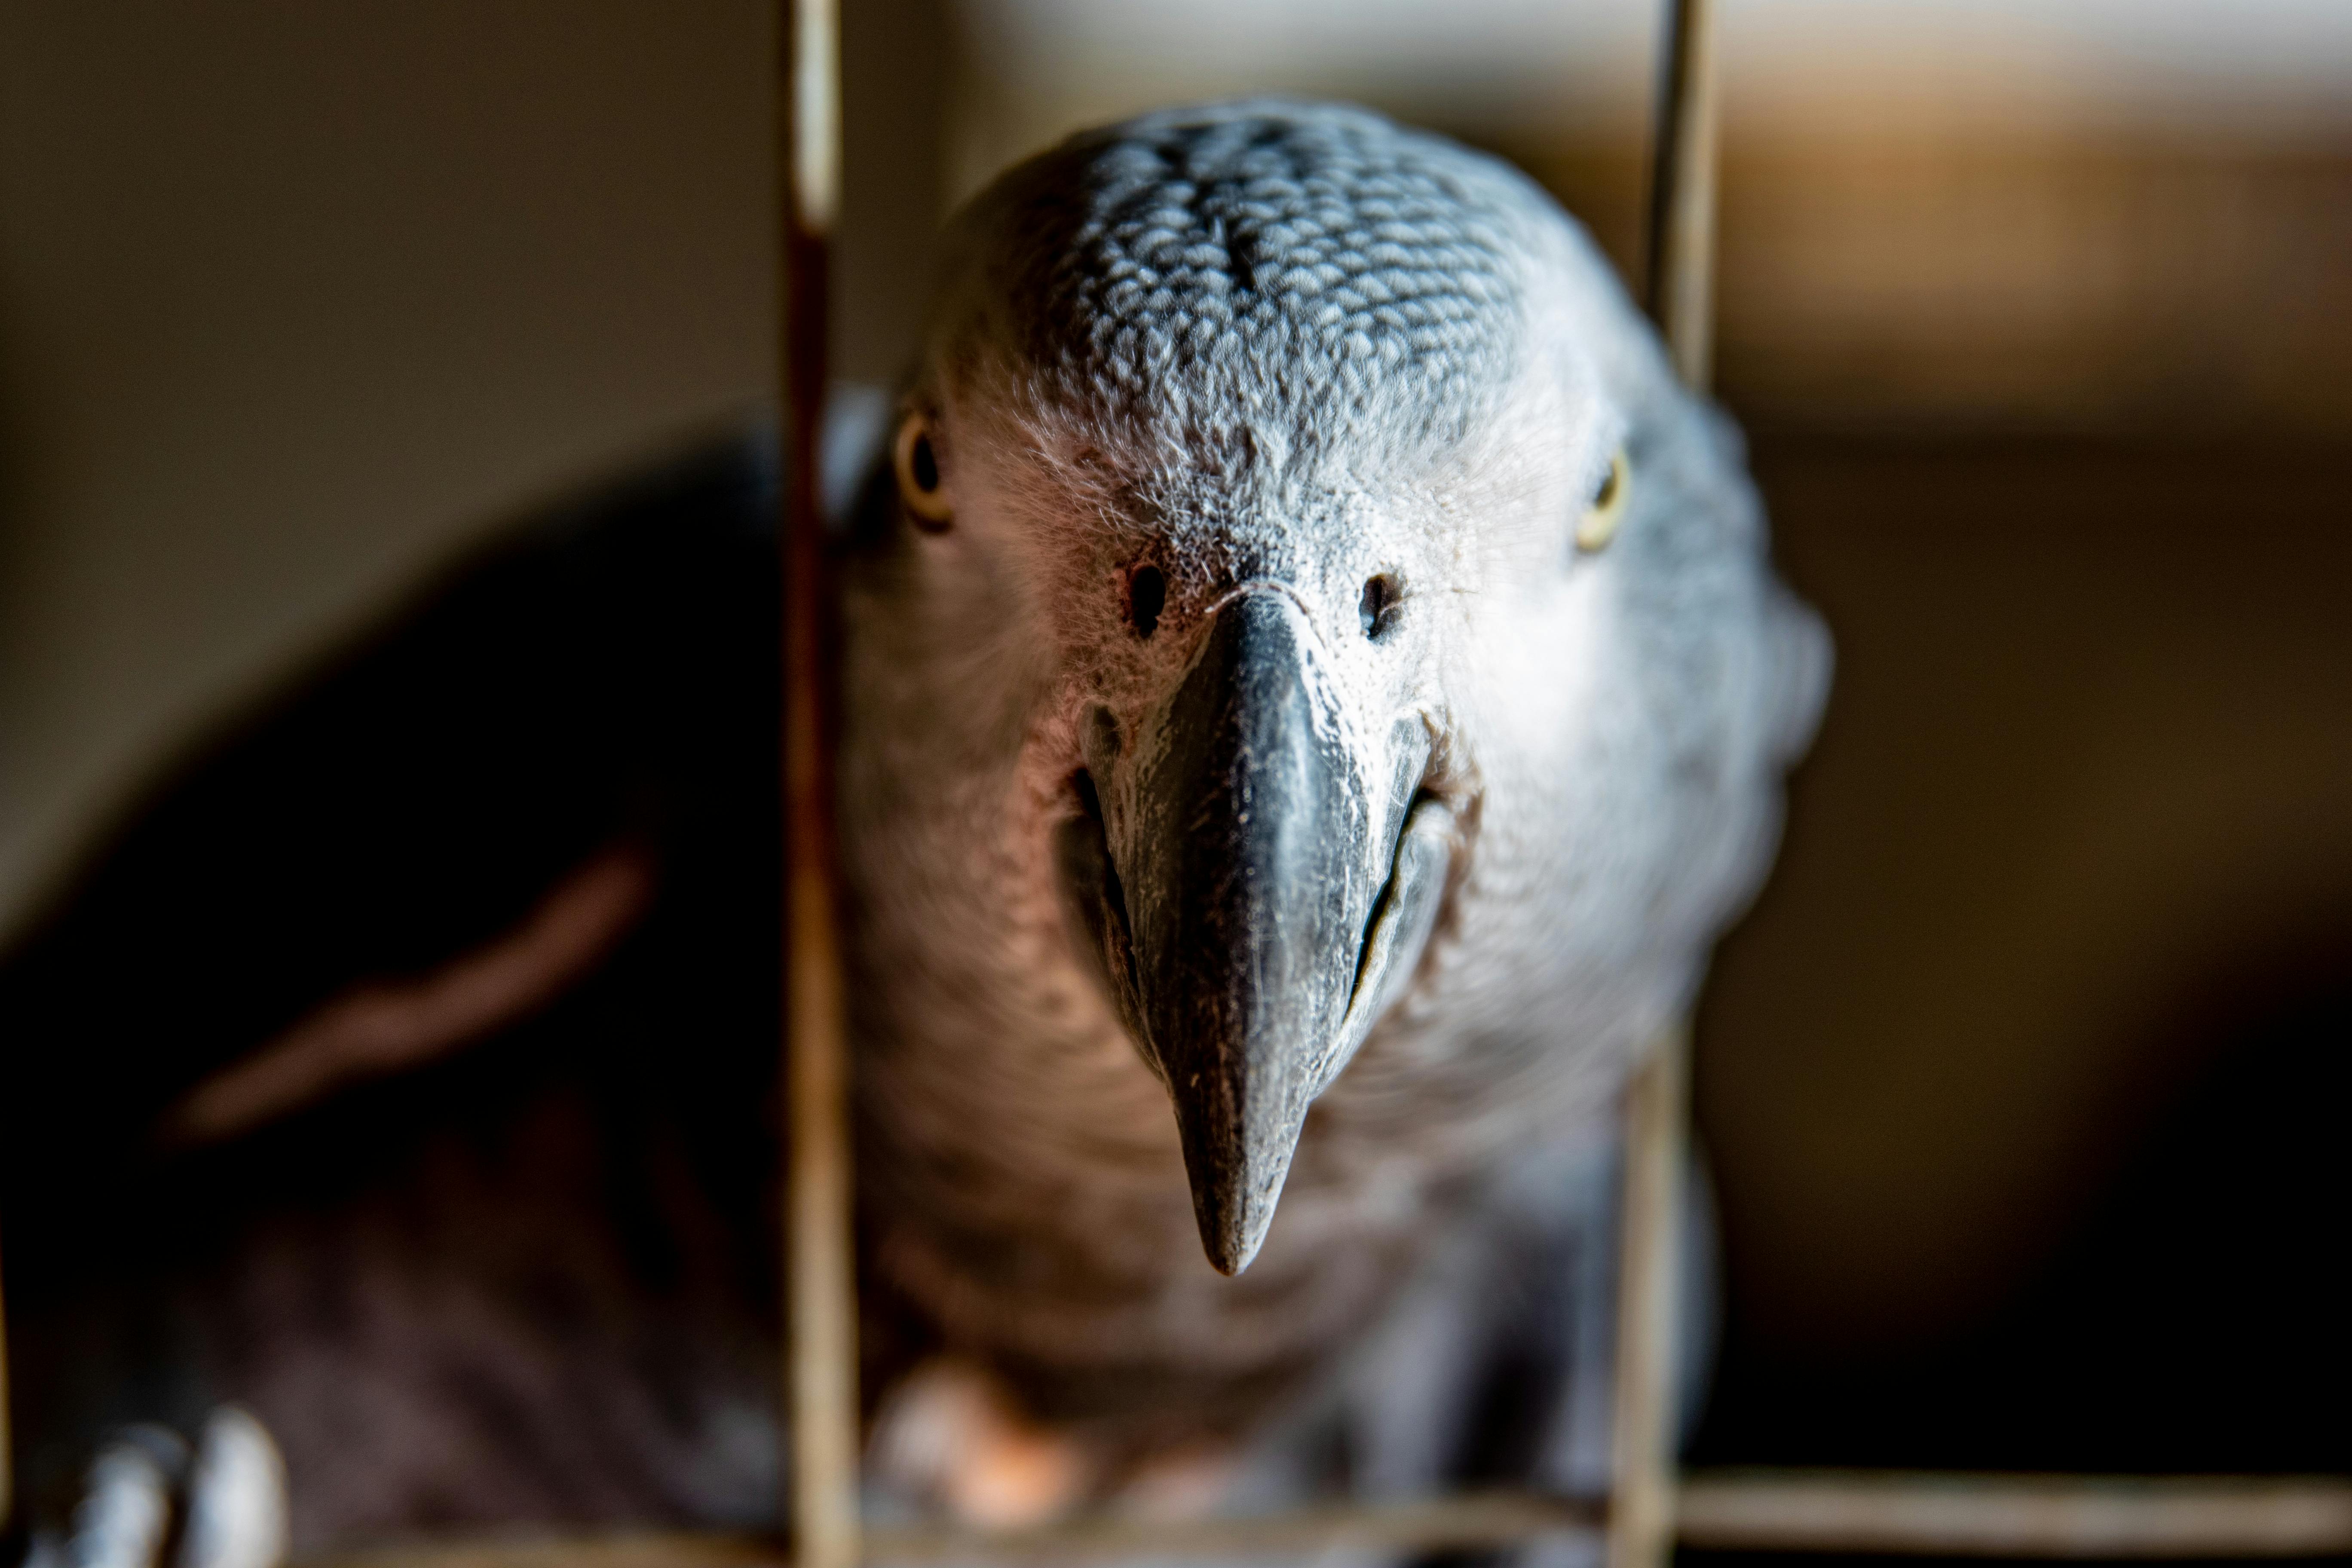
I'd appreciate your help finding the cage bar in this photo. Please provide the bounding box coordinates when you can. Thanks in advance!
[1606,1029,1690,1568]
[288,1475,2352,1567]
[1645,0,1719,388]
[1603,4,1718,1560]
[778,3,861,1568]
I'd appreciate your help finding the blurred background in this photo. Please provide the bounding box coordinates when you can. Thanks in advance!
[3,0,2346,1494]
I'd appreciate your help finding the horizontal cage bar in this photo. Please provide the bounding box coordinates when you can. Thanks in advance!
[295,1473,2352,1568]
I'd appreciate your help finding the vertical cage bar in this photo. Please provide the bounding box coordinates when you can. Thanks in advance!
[1645,0,1721,392]
[1613,4,1721,1568]
[1607,1027,1691,1568]
[778,1,858,1567]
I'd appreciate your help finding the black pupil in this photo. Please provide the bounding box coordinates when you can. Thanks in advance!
[1360,575,1399,639]
[1593,459,1618,508]
[1129,566,1165,638]
[910,432,939,493]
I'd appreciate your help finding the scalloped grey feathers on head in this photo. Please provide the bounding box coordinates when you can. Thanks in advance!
[922,101,1571,500]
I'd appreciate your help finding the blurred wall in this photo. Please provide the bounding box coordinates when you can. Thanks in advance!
[0,0,779,937]
[2,0,2346,1399]
[1702,438,2352,1355]
[953,0,2352,439]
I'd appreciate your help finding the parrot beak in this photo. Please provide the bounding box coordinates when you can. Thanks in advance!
[1057,588,1451,1275]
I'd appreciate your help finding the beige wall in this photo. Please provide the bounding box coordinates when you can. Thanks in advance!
[0,1,780,932]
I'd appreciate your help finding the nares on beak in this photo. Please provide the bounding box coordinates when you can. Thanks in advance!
[1058,586,1454,1274]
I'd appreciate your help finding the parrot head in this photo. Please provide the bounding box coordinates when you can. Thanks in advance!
[872,103,1656,1276]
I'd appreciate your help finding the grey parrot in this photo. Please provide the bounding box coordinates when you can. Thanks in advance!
[842,95,1824,1475]
[0,101,1825,1559]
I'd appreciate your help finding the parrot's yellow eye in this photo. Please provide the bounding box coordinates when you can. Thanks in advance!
[1575,448,1629,554]
[895,412,954,532]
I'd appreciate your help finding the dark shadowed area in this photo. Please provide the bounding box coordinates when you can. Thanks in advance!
[1693,435,2352,1482]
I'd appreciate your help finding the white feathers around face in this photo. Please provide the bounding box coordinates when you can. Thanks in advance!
[873,106,1684,1079]
[905,221,1590,764]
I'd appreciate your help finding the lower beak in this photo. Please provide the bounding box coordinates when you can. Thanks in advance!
[1057,589,1451,1274]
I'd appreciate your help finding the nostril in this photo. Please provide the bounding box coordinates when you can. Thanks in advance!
[1071,765,1104,824]
[1360,574,1401,640]
[1128,565,1166,639]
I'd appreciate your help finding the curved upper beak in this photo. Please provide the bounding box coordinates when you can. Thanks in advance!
[1057,588,1452,1275]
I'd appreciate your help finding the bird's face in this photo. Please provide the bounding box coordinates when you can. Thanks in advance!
[886,331,1626,1275]
[854,102,1666,1277]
